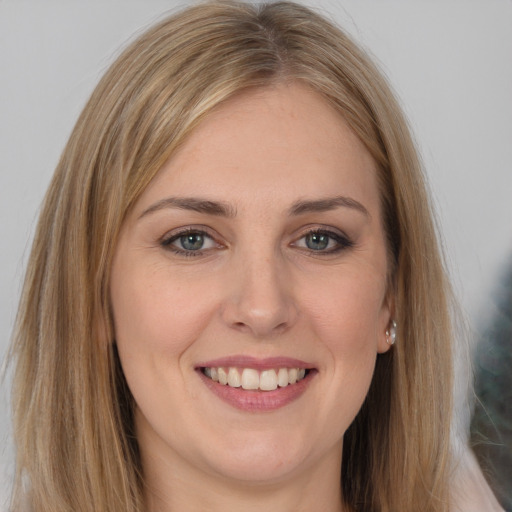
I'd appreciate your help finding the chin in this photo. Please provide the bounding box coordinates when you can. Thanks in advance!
[199,423,336,486]
[207,447,308,485]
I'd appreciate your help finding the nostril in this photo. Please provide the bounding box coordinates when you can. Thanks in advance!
[232,321,249,331]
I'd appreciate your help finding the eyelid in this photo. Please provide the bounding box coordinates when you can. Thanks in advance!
[291,226,354,254]
[160,225,224,255]
[160,225,213,242]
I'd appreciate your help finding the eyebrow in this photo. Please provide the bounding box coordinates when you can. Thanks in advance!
[139,195,369,220]
[289,196,370,218]
[139,197,237,219]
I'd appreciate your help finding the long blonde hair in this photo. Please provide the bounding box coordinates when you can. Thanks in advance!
[10,2,453,510]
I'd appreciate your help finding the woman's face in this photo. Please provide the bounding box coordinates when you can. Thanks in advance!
[110,83,392,486]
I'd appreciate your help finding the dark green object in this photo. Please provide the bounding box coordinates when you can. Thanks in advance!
[471,260,512,511]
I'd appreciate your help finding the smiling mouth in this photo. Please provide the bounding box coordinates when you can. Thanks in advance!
[201,366,310,391]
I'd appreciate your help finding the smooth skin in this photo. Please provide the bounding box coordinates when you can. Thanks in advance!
[110,82,393,512]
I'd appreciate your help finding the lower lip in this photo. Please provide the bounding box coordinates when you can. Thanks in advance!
[197,370,316,412]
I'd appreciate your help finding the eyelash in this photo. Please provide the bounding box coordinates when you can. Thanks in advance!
[160,228,220,257]
[160,227,354,257]
[295,228,354,255]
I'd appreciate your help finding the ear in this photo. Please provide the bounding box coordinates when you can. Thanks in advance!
[377,289,395,354]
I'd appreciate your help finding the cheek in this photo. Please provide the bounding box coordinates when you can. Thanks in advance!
[303,267,387,351]
[111,263,217,358]
[300,267,387,419]
[110,263,219,422]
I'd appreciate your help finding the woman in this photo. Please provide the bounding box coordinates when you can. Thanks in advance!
[8,1,499,511]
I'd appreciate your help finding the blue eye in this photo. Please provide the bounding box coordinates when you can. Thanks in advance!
[161,229,217,255]
[179,233,206,251]
[296,229,353,253]
[305,232,330,251]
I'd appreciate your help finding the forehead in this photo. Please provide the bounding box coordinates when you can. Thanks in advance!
[133,82,380,217]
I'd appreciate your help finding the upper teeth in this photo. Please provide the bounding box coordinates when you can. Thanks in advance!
[203,367,307,391]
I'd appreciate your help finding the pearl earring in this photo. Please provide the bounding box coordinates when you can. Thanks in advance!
[386,320,397,345]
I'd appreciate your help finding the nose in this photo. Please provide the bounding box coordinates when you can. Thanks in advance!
[220,252,299,338]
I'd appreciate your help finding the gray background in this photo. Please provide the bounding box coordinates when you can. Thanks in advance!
[1,0,511,506]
